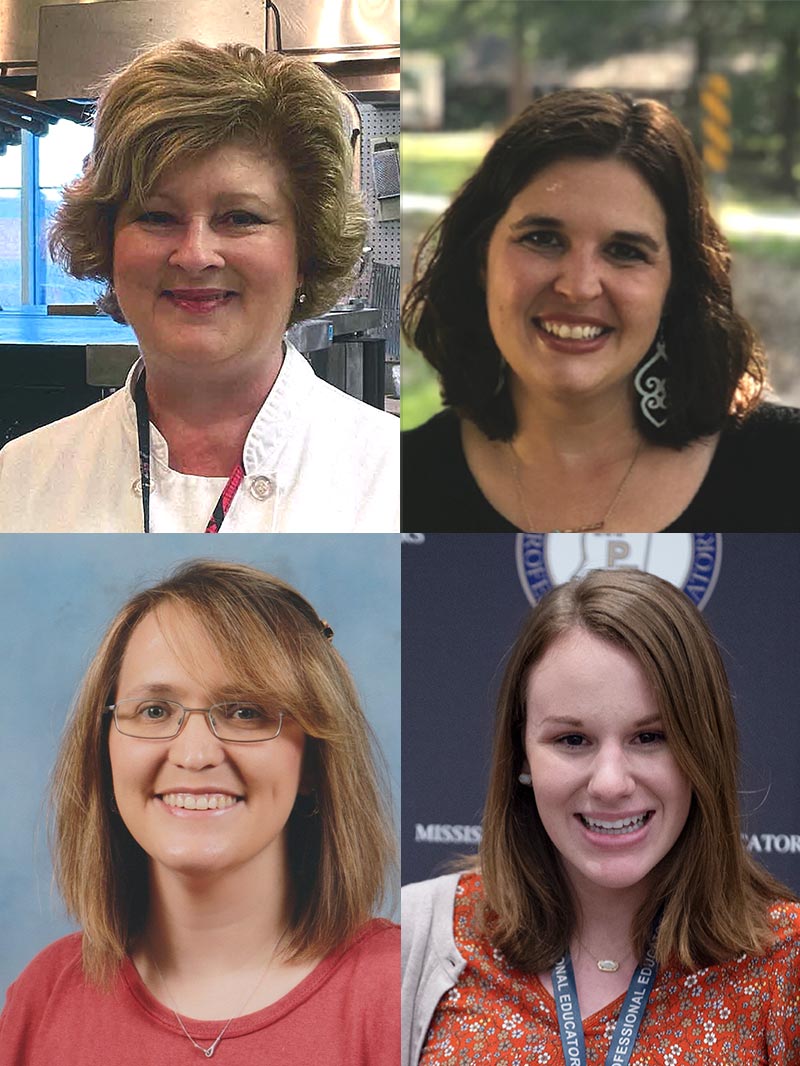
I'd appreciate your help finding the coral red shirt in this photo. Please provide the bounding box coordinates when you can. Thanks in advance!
[1,919,399,1065]
[420,873,800,1065]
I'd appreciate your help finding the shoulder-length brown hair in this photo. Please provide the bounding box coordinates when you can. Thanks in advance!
[403,89,764,448]
[480,567,793,972]
[49,39,366,324]
[50,560,395,988]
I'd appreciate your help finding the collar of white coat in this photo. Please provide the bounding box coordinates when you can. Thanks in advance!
[124,340,312,476]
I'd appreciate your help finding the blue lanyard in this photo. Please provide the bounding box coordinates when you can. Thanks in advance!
[551,944,658,1066]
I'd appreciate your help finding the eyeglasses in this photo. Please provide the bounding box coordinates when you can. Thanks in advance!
[106,699,285,742]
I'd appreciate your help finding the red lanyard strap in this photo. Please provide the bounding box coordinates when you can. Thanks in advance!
[134,371,244,533]
[205,464,245,533]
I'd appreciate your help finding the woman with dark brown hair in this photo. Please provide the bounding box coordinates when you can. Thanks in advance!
[1,561,398,1064]
[402,569,800,1064]
[402,90,800,532]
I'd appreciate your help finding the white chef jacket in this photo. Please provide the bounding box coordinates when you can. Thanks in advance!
[0,342,399,532]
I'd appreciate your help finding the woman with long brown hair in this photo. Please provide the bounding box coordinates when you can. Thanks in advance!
[402,569,800,1064]
[2,560,398,1064]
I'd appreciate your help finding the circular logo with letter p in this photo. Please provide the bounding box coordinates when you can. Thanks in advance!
[516,533,721,609]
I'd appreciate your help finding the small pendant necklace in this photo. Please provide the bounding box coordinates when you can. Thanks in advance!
[150,928,285,1058]
[509,438,643,533]
[575,936,633,974]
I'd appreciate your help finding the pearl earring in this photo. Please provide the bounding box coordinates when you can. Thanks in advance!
[518,772,532,786]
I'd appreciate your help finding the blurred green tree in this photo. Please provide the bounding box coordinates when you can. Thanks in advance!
[403,0,800,196]
[404,0,659,118]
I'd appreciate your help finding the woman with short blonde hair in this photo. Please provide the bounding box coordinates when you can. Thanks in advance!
[0,40,398,533]
[51,41,365,323]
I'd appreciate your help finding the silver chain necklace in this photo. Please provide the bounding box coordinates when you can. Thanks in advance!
[150,929,285,1058]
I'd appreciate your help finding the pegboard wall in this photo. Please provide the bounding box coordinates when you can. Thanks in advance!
[353,98,400,361]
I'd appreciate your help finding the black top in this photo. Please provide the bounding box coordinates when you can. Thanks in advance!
[402,404,800,532]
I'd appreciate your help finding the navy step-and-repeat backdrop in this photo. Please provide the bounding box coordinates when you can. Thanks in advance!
[402,533,800,893]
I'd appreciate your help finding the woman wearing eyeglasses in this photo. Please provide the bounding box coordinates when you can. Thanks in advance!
[0,560,398,1064]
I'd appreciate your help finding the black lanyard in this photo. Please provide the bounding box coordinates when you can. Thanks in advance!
[133,371,245,533]
[551,943,658,1066]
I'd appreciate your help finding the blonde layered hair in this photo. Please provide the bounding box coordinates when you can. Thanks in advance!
[480,568,794,972]
[49,39,366,323]
[51,560,395,988]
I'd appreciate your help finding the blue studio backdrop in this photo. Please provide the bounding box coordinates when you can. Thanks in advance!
[402,533,800,893]
[0,534,400,996]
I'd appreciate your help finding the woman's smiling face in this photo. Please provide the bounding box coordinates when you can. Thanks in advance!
[112,142,301,380]
[484,156,671,409]
[523,627,692,899]
[107,603,305,881]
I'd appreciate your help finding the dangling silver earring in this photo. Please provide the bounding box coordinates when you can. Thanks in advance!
[518,772,532,786]
[634,327,668,428]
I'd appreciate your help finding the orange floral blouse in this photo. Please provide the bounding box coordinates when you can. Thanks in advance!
[419,873,800,1065]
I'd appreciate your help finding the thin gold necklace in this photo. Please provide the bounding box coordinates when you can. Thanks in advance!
[509,438,643,533]
[575,936,634,974]
[150,928,286,1058]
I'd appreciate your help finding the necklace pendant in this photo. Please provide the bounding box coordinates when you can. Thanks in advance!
[554,521,604,533]
[597,959,620,973]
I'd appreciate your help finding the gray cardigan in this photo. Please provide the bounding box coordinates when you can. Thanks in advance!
[401,874,466,1066]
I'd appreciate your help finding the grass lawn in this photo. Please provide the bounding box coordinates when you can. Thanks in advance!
[402,130,492,197]
[728,234,800,268]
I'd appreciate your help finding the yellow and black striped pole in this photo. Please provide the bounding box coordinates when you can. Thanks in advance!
[700,73,732,179]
